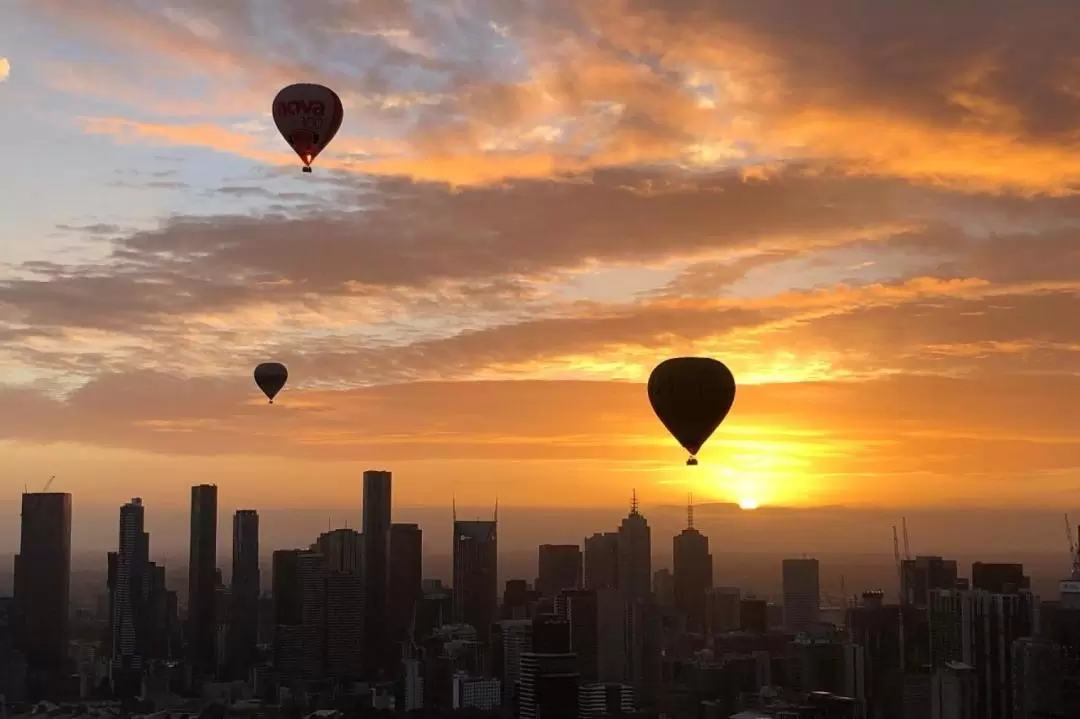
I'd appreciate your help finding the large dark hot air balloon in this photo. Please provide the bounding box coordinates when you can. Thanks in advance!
[254,362,288,404]
[272,83,344,173]
[648,357,737,466]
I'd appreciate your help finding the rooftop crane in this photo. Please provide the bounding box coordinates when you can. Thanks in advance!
[1065,514,1079,580]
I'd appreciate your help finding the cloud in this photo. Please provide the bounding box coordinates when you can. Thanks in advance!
[0,57,9,83]
[20,0,1080,192]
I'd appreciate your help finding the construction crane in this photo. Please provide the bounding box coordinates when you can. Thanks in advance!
[1065,514,1080,580]
[20,475,58,519]
[893,524,907,672]
[902,517,911,560]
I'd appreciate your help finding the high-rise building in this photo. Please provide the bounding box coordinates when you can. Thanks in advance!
[187,484,218,675]
[928,587,1039,718]
[537,545,583,598]
[583,533,619,590]
[493,618,534,704]
[579,682,635,718]
[706,587,741,634]
[363,469,392,674]
[313,528,362,573]
[902,556,959,607]
[972,563,1029,594]
[111,498,147,690]
[519,614,579,719]
[229,509,259,678]
[555,588,626,683]
[271,549,304,678]
[454,510,499,644]
[14,491,72,698]
[651,569,674,607]
[617,492,651,602]
[325,568,365,681]
[673,500,712,633]
[783,558,821,633]
[389,523,423,654]
[740,597,768,633]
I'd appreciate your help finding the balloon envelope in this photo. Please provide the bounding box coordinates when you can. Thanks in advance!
[272,83,344,169]
[647,357,736,462]
[254,362,289,403]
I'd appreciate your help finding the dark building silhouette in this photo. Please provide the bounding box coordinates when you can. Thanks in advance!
[971,562,1029,593]
[14,491,72,698]
[740,597,768,633]
[520,614,579,719]
[503,579,532,620]
[583,532,619,590]
[537,545,583,598]
[363,469,392,674]
[617,492,651,602]
[673,499,712,633]
[314,528,362,572]
[453,508,499,644]
[783,558,821,633]
[229,509,260,678]
[389,522,423,656]
[187,484,218,675]
[901,555,958,607]
[110,498,147,695]
[271,549,304,678]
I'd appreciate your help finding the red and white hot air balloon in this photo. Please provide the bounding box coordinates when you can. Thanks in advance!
[272,83,344,173]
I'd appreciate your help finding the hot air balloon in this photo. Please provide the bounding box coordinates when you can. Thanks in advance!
[647,357,736,466]
[254,362,288,404]
[272,83,344,173]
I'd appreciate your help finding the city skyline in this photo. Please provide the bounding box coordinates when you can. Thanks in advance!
[2,2,1080,516]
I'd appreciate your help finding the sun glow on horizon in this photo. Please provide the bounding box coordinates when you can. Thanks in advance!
[738,497,760,510]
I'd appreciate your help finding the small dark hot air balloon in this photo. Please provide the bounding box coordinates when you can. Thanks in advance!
[254,362,288,404]
[648,357,737,466]
[272,83,344,173]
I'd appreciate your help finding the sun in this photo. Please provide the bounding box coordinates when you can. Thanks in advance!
[738,498,759,510]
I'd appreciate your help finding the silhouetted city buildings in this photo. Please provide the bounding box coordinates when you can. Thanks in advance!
[362,469,392,675]
[672,499,712,633]
[8,480,1078,719]
[187,484,218,676]
[536,544,583,598]
[14,491,72,699]
[228,509,259,680]
[453,508,499,644]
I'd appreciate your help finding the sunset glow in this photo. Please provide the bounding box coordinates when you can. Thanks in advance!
[1,1,1079,523]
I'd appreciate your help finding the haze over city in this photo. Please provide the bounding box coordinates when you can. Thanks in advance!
[3,0,1080,549]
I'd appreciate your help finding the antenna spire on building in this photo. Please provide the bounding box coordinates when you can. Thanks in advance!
[688,493,695,529]
[630,489,640,516]
[494,495,499,523]
[452,495,457,522]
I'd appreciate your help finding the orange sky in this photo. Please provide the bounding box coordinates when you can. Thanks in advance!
[2,0,1080,535]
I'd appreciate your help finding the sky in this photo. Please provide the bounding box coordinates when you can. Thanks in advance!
[3,0,1080,553]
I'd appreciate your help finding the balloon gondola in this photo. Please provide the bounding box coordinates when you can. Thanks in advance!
[647,357,737,466]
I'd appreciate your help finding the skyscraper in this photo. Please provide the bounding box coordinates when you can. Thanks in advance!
[314,528,362,573]
[583,533,619,590]
[389,523,423,655]
[363,469,392,674]
[537,545,583,598]
[229,509,260,678]
[454,508,499,643]
[14,491,72,698]
[673,498,713,633]
[617,492,651,602]
[782,557,821,633]
[111,498,147,690]
[187,484,218,675]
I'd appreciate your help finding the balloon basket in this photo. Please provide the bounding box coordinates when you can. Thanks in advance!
[302,166,312,173]
[686,457,699,466]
